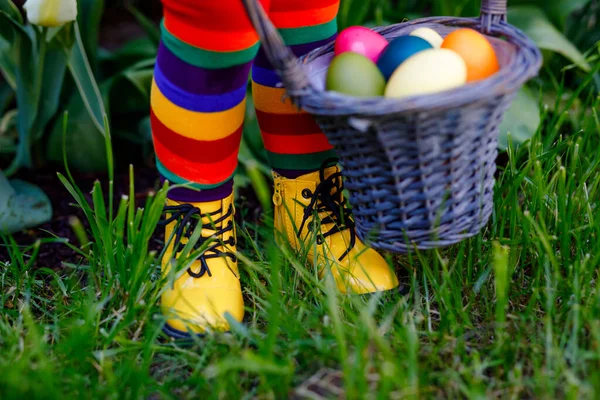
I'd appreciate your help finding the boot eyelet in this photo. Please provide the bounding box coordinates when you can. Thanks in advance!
[302,189,312,199]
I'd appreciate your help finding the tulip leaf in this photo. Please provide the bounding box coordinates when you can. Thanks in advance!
[0,12,37,175]
[67,22,107,136]
[339,0,372,30]
[0,83,13,113]
[0,0,22,25]
[547,0,592,28]
[127,6,160,48]
[0,171,52,234]
[46,90,108,173]
[32,37,69,141]
[498,86,541,151]
[0,15,17,89]
[508,6,591,72]
[77,0,104,72]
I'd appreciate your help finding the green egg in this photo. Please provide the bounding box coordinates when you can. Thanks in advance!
[326,52,386,97]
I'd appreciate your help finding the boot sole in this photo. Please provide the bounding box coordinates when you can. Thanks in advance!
[162,322,206,340]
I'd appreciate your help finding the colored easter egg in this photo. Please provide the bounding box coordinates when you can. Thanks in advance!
[409,27,444,48]
[334,26,389,63]
[441,28,500,82]
[376,36,433,80]
[326,52,386,97]
[384,48,467,99]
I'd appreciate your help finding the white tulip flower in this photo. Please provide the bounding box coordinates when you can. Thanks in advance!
[23,0,78,27]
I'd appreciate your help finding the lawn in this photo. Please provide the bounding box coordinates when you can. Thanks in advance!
[1,0,600,399]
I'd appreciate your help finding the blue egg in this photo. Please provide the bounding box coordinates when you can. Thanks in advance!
[376,36,433,80]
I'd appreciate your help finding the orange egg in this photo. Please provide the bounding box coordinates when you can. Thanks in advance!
[441,28,500,82]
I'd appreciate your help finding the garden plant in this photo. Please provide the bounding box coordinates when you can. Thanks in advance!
[0,0,599,398]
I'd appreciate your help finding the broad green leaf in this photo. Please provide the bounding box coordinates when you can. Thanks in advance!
[46,90,108,173]
[0,108,17,154]
[77,0,104,72]
[498,87,541,150]
[547,0,591,28]
[0,83,13,113]
[32,38,68,141]
[127,6,160,48]
[101,58,153,120]
[0,0,22,25]
[0,13,38,175]
[0,39,17,90]
[68,22,107,136]
[123,68,153,99]
[98,38,157,72]
[137,115,153,144]
[0,171,52,234]
[339,0,372,30]
[508,6,591,72]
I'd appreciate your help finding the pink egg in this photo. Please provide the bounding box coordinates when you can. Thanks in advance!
[334,26,389,63]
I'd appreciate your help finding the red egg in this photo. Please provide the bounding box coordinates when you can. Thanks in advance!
[334,26,389,63]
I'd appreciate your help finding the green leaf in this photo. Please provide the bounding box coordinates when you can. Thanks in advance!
[508,6,591,72]
[46,91,108,173]
[127,6,160,48]
[0,13,38,175]
[547,0,591,28]
[0,79,14,112]
[0,171,52,234]
[98,38,157,72]
[68,22,107,136]
[339,0,372,30]
[0,0,22,25]
[0,108,17,154]
[0,16,17,88]
[76,0,104,72]
[32,37,69,141]
[498,87,541,151]
[123,68,154,99]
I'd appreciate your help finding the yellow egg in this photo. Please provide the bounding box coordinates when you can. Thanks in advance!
[384,48,467,99]
[409,27,444,48]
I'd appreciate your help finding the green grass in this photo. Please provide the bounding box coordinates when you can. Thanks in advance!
[2,80,599,398]
[2,2,600,398]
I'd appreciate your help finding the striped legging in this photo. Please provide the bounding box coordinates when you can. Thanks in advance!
[151,0,340,201]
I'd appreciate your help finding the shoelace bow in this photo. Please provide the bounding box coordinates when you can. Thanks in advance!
[159,203,236,279]
[297,158,356,261]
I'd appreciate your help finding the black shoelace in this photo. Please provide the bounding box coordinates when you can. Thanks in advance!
[159,204,236,279]
[296,158,356,261]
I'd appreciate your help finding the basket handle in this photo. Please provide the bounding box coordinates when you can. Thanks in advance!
[480,0,507,32]
[241,0,310,95]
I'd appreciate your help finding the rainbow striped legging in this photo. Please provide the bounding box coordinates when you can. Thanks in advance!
[151,0,340,201]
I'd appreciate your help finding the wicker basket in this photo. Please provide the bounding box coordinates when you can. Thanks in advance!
[241,0,542,254]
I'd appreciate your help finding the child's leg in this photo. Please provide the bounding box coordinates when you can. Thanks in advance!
[153,0,270,199]
[252,0,339,177]
[151,0,271,337]
[259,0,400,295]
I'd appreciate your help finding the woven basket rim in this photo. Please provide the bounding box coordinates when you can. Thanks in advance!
[288,15,542,117]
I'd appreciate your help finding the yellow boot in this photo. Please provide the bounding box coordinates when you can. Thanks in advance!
[272,161,399,295]
[159,192,244,338]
